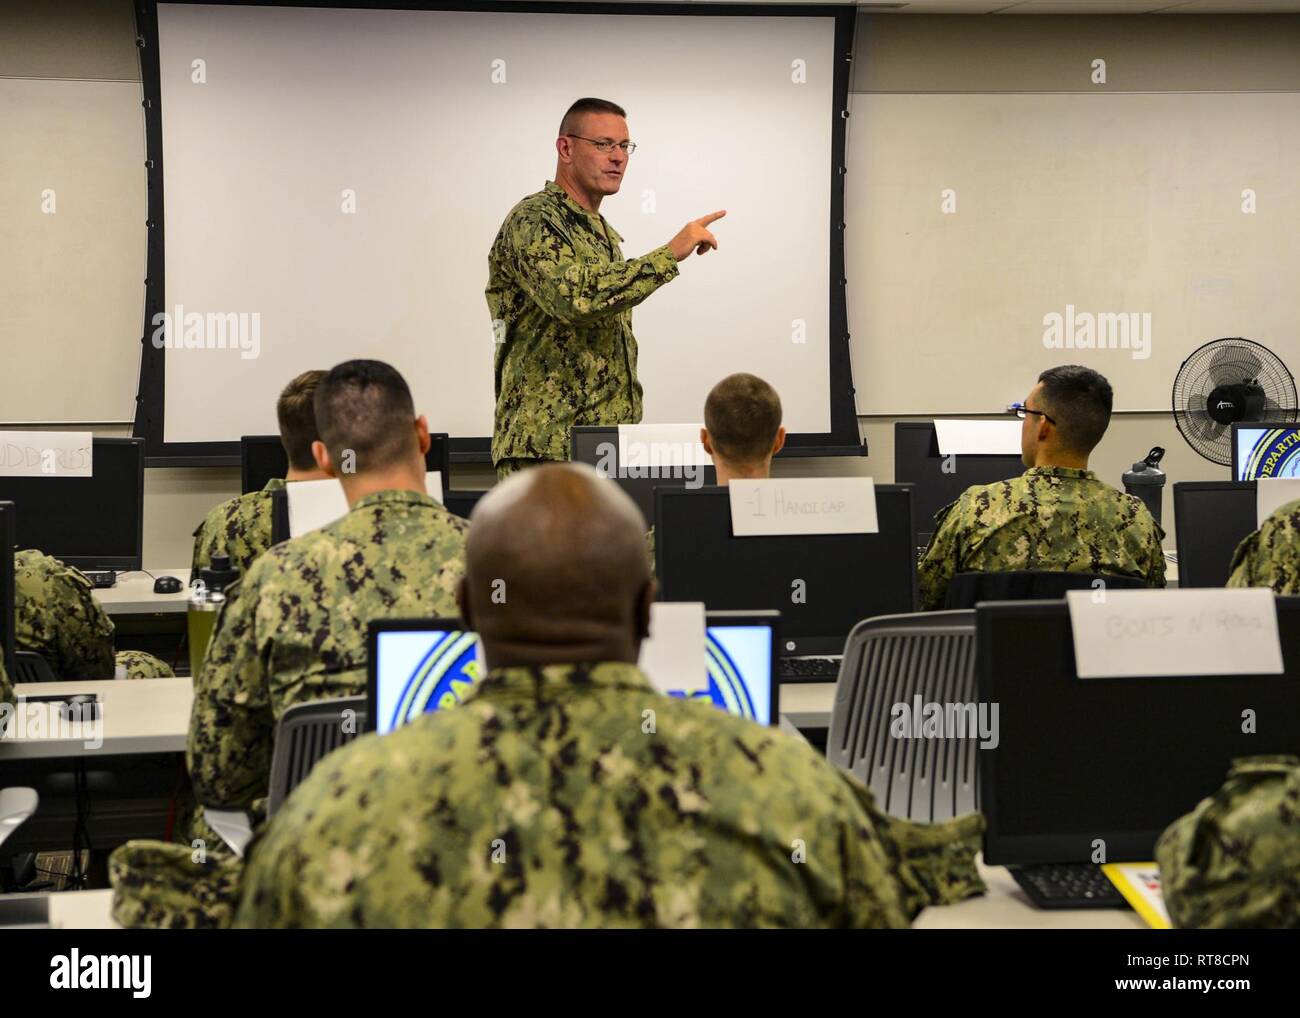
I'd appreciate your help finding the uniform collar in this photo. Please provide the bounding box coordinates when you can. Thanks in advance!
[462,661,654,706]
[262,477,287,493]
[543,180,623,244]
[350,488,444,513]
[1023,465,1098,482]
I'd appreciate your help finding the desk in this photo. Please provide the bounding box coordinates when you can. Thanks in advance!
[94,569,191,616]
[47,889,120,929]
[0,678,192,759]
[779,682,835,732]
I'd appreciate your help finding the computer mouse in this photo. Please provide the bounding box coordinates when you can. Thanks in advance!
[154,575,184,594]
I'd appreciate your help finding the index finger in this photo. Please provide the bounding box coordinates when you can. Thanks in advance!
[696,210,727,226]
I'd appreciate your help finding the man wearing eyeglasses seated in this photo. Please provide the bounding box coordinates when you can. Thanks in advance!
[486,97,726,481]
[917,364,1166,610]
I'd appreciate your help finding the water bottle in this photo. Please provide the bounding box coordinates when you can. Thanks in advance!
[1123,447,1167,527]
[188,554,239,676]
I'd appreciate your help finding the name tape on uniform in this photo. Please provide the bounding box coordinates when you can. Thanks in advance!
[1065,588,1283,679]
[287,472,443,538]
[0,431,93,477]
[638,602,708,695]
[616,423,710,469]
[728,478,878,537]
[933,419,1021,456]
[1256,477,1300,528]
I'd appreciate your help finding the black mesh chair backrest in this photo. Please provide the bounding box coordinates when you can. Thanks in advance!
[268,696,367,815]
[13,652,58,684]
[827,611,978,822]
[943,570,1148,609]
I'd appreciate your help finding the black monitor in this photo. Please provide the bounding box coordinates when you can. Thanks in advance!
[655,484,916,657]
[1172,480,1256,588]
[1,501,15,680]
[241,432,452,496]
[894,422,1024,547]
[572,425,717,527]
[0,438,144,571]
[1231,420,1300,481]
[978,597,1300,865]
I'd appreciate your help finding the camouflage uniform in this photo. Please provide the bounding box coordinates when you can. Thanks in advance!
[235,661,985,928]
[917,467,1166,611]
[187,489,468,817]
[1156,755,1300,929]
[1227,497,1300,595]
[486,180,680,468]
[191,477,286,577]
[13,549,174,680]
[0,658,11,706]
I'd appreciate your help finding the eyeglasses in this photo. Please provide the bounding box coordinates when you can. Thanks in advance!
[565,134,637,155]
[1007,402,1057,425]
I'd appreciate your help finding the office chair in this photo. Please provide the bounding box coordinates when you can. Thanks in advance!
[943,570,1148,609]
[12,652,58,683]
[267,696,367,816]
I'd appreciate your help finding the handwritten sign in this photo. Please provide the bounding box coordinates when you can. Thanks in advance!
[1256,477,1300,527]
[728,477,878,537]
[638,601,708,694]
[0,431,93,477]
[287,471,444,538]
[1066,588,1283,679]
[933,419,1021,456]
[617,423,710,469]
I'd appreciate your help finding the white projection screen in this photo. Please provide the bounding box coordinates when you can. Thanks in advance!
[138,2,856,461]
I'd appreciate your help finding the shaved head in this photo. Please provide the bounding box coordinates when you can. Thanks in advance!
[459,463,654,668]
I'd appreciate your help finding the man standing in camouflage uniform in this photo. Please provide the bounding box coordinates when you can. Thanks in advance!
[235,463,984,928]
[187,360,468,828]
[191,369,329,576]
[487,97,726,480]
[1227,498,1300,594]
[918,365,1166,610]
[15,549,173,679]
[1157,755,1300,928]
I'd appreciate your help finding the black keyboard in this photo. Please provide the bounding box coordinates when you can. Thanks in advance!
[81,570,117,589]
[1011,864,1130,910]
[778,657,840,680]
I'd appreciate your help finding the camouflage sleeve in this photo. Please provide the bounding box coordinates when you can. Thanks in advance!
[1225,530,1260,588]
[506,212,679,326]
[1156,755,1300,929]
[1146,519,1167,588]
[916,500,962,612]
[191,513,216,576]
[232,824,310,928]
[16,558,116,679]
[187,569,274,811]
[0,657,12,705]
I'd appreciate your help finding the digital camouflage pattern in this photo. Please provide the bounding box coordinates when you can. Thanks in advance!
[0,658,11,705]
[917,466,1166,611]
[109,840,243,929]
[487,180,680,466]
[14,549,173,679]
[235,662,986,928]
[1227,497,1300,595]
[188,489,468,815]
[1156,755,1300,929]
[191,477,286,576]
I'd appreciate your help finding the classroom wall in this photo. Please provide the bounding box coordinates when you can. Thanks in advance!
[4,4,1293,566]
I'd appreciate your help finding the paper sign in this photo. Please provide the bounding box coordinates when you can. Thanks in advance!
[638,602,708,694]
[728,478,878,537]
[0,431,93,477]
[617,423,710,471]
[1256,477,1300,527]
[1102,863,1171,929]
[287,472,444,538]
[933,419,1022,456]
[1066,588,1283,679]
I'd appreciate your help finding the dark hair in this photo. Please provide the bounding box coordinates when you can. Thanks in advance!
[276,369,326,471]
[704,373,783,465]
[559,98,627,138]
[1036,364,1114,455]
[314,360,417,473]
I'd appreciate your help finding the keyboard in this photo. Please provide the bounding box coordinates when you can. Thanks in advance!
[81,570,117,589]
[778,656,841,680]
[1010,863,1130,910]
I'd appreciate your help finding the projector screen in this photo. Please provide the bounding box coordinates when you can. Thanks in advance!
[134,1,857,463]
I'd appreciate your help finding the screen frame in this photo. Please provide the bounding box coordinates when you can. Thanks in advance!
[131,0,861,465]
[1230,419,1300,481]
[1172,479,1256,588]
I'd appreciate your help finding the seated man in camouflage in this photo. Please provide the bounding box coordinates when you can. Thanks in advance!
[918,364,1166,610]
[1227,498,1300,594]
[646,371,785,568]
[191,368,329,576]
[15,550,172,679]
[234,463,984,928]
[187,359,468,837]
[1156,756,1300,928]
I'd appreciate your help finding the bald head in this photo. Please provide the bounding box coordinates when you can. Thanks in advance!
[459,463,654,668]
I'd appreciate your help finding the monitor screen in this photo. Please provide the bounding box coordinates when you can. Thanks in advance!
[369,614,778,735]
[1232,422,1300,481]
[0,438,144,571]
[572,426,717,528]
[978,598,1300,866]
[655,485,916,656]
[1172,481,1257,588]
[242,433,453,496]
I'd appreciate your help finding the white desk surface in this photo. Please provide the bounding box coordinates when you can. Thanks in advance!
[47,889,119,929]
[94,569,191,615]
[0,678,191,759]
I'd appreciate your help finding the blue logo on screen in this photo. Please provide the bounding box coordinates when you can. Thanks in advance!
[665,633,759,721]
[386,630,481,732]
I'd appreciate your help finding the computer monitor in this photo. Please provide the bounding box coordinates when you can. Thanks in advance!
[572,425,717,527]
[1231,421,1300,481]
[1172,481,1257,587]
[894,422,1024,547]
[367,610,780,735]
[654,485,916,657]
[242,432,452,495]
[0,438,144,571]
[1,501,15,680]
[978,597,1300,865]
